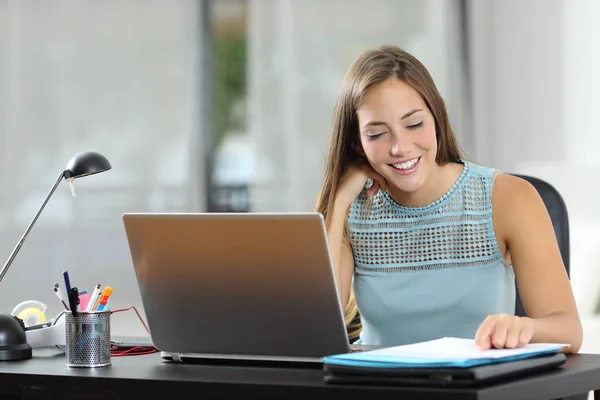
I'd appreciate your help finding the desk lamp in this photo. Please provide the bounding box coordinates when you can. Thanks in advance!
[0,151,111,360]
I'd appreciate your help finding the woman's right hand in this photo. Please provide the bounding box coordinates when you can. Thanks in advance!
[337,164,387,206]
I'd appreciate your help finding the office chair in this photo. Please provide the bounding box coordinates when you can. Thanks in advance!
[511,174,570,317]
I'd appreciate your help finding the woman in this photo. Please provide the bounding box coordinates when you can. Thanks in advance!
[315,45,582,352]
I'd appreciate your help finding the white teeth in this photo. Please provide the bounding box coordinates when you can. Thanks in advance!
[393,158,419,170]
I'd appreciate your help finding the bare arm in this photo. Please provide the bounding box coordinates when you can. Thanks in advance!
[327,199,356,310]
[325,163,387,310]
[493,174,583,353]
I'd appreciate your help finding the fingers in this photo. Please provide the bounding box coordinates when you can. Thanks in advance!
[474,316,495,351]
[366,179,387,197]
[491,315,511,349]
[373,174,387,193]
[517,318,534,348]
[364,173,387,197]
[504,321,520,349]
[474,315,534,351]
[364,167,387,197]
[504,316,532,349]
[366,182,379,197]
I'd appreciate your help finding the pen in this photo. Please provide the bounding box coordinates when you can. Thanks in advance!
[94,286,113,311]
[92,286,108,311]
[73,287,80,311]
[63,271,72,294]
[86,284,101,312]
[68,287,79,315]
[92,291,102,311]
[53,283,68,308]
[53,286,69,310]
[91,290,102,311]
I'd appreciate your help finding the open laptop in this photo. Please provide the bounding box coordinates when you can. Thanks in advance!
[122,212,364,364]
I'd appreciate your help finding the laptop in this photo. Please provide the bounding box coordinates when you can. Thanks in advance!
[122,212,363,364]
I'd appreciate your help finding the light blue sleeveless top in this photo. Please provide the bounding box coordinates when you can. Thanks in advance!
[347,160,515,346]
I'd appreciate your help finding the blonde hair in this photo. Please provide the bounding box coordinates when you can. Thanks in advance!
[315,45,463,341]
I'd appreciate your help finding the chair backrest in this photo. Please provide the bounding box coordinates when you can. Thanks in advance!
[510,174,570,317]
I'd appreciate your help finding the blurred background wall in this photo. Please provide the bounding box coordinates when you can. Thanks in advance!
[1,0,599,350]
[0,0,205,336]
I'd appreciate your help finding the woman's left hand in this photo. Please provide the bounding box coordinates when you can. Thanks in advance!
[474,314,534,351]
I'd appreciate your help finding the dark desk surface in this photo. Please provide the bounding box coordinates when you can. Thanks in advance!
[0,348,598,400]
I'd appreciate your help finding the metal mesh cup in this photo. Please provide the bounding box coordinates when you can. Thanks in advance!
[65,310,111,367]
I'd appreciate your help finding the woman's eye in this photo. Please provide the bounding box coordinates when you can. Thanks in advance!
[406,121,423,130]
[367,132,385,140]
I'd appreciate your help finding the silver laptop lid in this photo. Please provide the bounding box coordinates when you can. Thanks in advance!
[122,212,350,359]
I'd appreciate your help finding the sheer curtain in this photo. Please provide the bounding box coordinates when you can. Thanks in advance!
[0,0,205,336]
[246,0,472,212]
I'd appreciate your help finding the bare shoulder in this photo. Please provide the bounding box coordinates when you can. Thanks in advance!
[491,173,546,240]
[492,173,540,204]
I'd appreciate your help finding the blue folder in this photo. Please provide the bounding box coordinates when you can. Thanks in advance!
[323,337,567,369]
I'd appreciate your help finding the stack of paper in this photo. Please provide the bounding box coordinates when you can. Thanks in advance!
[323,337,569,368]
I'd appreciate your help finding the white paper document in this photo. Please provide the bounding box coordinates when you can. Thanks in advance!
[364,337,569,360]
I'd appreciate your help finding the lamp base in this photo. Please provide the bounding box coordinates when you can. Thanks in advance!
[0,312,32,361]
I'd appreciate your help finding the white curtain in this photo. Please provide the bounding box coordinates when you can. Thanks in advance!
[0,0,204,336]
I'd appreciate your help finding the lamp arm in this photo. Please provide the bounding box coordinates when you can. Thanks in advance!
[0,171,66,283]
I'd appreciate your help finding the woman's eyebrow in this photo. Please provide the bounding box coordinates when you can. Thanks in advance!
[361,108,423,128]
[401,108,423,120]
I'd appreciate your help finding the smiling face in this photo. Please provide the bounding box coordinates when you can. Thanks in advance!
[356,78,438,195]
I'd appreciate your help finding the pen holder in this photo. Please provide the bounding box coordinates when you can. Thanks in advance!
[65,310,111,368]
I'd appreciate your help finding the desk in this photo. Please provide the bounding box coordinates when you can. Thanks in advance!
[0,348,598,400]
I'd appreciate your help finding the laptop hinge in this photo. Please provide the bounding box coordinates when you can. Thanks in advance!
[172,353,182,362]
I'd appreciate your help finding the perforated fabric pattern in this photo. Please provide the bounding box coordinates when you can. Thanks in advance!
[347,161,506,272]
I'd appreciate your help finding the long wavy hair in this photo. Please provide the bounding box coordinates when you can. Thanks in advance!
[315,45,463,341]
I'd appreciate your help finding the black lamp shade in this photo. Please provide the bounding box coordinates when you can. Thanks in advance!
[64,151,112,179]
[0,314,32,360]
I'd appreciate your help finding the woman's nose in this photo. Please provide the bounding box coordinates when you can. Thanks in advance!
[390,140,410,157]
